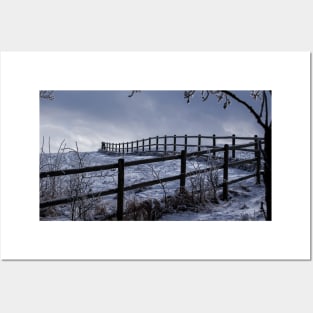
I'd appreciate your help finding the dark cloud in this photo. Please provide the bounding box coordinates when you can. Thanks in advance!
[40,90,271,152]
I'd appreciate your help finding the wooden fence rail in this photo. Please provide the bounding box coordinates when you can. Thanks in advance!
[101,134,262,159]
[40,141,262,220]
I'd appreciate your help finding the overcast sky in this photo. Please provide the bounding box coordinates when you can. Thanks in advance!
[40,90,271,152]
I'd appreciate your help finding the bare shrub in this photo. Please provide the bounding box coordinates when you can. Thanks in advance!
[40,207,59,218]
[147,164,170,209]
[40,138,108,220]
[188,159,206,204]
[187,153,220,205]
[165,189,194,212]
[125,197,162,220]
[40,137,67,202]
[204,152,220,203]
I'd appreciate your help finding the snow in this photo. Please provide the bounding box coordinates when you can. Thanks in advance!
[40,150,266,221]
[160,180,265,221]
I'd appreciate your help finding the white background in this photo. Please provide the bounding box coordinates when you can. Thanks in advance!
[0,1,312,313]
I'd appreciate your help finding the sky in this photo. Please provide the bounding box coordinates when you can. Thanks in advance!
[40,90,271,152]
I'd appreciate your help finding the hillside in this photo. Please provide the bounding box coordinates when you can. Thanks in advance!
[40,150,266,221]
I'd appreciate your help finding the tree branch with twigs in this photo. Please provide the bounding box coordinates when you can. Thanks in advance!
[40,90,55,100]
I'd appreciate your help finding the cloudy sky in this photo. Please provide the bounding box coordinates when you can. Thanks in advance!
[40,90,271,152]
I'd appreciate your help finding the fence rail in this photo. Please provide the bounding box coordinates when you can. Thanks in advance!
[101,134,262,159]
[40,138,263,220]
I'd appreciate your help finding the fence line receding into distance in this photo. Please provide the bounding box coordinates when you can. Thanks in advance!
[101,134,260,159]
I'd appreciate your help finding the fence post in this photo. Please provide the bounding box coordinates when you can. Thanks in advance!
[184,134,188,152]
[180,150,186,192]
[136,140,139,152]
[255,136,261,184]
[198,134,201,152]
[131,141,133,153]
[149,137,151,151]
[173,135,176,153]
[156,136,159,152]
[223,144,229,200]
[254,135,258,158]
[117,158,124,220]
[232,134,236,158]
[164,135,167,154]
[122,143,125,154]
[119,143,121,153]
[212,134,216,158]
[142,139,145,152]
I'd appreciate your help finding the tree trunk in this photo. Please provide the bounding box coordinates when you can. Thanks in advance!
[263,123,272,221]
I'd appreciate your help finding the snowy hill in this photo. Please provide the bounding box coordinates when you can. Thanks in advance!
[40,150,266,221]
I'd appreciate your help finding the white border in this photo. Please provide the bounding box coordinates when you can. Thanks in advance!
[0,52,310,260]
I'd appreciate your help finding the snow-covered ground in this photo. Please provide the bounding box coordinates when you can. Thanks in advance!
[40,150,266,221]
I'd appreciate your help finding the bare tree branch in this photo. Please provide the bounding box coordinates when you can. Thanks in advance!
[221,90,267,129]
[128,90,141,97]
[40,91,55,100]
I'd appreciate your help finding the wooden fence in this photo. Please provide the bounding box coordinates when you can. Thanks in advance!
[101,134,260,159]
[40,138,263,220]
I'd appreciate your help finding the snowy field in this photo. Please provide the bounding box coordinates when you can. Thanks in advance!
[40,150,266,221]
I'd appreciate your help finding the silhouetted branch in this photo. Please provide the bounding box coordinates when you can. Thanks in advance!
[40,91,55,100]
[128,90,141,97]
[221,90,267,130]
